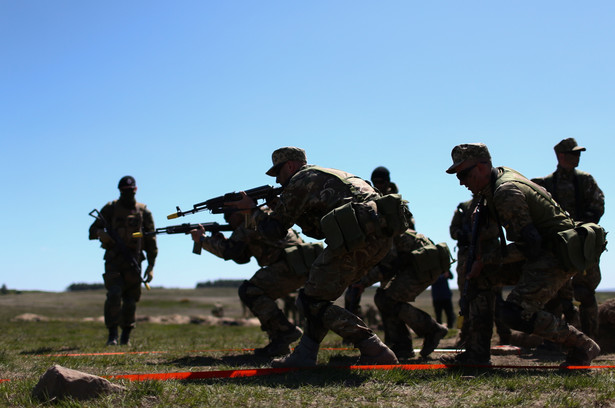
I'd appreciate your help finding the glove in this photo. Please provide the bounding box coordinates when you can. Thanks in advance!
[97,229,115,248]
[144,264,154,283]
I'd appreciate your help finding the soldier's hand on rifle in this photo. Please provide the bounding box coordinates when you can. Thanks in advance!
[190,225,205,243]
[97,229,115,247]
[225,191,255,213]
[466,258,484,279]
[144,264,154,282]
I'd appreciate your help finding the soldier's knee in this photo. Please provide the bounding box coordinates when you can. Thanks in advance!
[238,280,265,308]
[499,301,536,333]
[297,288,331,320]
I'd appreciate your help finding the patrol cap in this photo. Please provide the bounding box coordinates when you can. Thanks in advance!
[446,143,491,174]
[266,146,307,176]
[554,138,586,153]
[118,175,137,189]
[371,166,391,182]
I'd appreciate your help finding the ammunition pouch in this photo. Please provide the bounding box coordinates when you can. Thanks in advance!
[320,202,367,254]
[375,194,410,237]
[406,242,453,284]
[553,222,607,272]
[284,242,324,276]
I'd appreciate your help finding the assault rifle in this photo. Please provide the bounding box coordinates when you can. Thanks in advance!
[167,185,282,219]
[89,209,150,290]
[133,222,233,255]
[458,199,483,328]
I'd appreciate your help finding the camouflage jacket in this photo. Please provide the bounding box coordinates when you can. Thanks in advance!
[253,165,380,240]
[532,166,605,223]
[201,223,304,267]
[479,167,574,266]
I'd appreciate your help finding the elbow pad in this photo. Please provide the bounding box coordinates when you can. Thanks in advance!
[520,223,543,260]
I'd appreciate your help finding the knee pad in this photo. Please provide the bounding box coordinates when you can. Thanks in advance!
[238,280,265,308]
[297,288,331,320]
[499,301,536,334]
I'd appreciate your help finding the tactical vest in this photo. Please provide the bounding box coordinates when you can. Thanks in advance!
[492,168,606,271]
[284,242,324,276]
[110,200,146,254]
[398,230,453,284]
[491,167,574,239]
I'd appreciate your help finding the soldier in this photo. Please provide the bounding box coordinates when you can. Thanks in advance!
[190,209,322,357]
[532,138,605,340]
[88,176,157,346]
[229,147,405,367]
[343,166,415,320]
[450,196,511,346]
[442,143,601,366]
[354,228,450,360]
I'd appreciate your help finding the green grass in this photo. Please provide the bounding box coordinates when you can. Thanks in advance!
[0,288,614,407]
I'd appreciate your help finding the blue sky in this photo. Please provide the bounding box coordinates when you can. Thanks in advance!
[1,1,613,292]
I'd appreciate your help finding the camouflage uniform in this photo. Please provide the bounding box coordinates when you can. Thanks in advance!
[251,147,399,366]
[88,176,157,345]
[532,138,605,339]
[450,197,511,345]
[343,166,416,318]
[444,144,600,366]
[199,217,317,355]
[359,229,449,359]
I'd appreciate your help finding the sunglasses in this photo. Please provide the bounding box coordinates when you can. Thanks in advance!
[565,151,581,157]
[456,164,477,181]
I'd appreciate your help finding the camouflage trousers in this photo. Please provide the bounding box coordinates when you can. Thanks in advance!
[301,234,392,345]
[103,260,142,329]
[466,252,576,357]
[375,265,443,350]
[573,263,601,339]
[241,259,307,339]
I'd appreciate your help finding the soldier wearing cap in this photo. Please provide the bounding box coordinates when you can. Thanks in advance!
[442,143,600,366]
[88,176,157,346]
[532,138,605,340]
[229,147,400,367]
[189,208,321,357]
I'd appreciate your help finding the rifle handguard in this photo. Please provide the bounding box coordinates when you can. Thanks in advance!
[132,232,144,238]
[167,212,179,220]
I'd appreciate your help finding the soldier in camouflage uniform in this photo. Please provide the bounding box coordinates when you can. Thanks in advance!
[450,196,511,346]
[354,228,450,360]
[89,176,158,346]
[230,147,400,367]
[442,143,600,366]
[532,138,605,340]
[190,210,322,357]
[343,166,416,319]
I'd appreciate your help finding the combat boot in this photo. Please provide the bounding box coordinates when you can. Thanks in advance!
[271,335,319,367]
[356,335,399,365]
[106,326,119,346]
[120,327,132,345]
[254,326,303,357]
[560,326,601,367]
[420,323,448,358]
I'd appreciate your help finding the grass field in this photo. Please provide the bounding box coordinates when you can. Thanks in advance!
[1,287,614,407]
